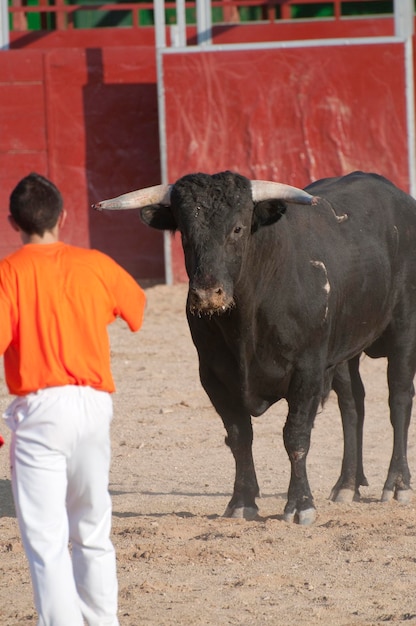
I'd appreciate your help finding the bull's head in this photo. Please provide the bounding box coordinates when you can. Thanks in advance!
[93,171,317,315]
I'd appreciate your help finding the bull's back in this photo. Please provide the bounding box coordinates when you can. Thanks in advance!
[305,172,416,361]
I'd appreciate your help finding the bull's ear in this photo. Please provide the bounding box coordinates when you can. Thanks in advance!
[251,200,287,233]
[140,205,178,232]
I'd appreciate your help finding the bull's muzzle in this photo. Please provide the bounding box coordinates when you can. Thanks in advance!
[188,286,234,316]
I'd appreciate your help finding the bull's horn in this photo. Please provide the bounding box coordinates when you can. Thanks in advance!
[93,184,172,211]
[251,181,318,205]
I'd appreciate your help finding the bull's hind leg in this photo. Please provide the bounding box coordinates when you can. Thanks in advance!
[382,354,415,503]
[330,355,368,503]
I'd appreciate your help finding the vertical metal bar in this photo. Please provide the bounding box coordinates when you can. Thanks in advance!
[176,0,186,47]
[404,36,416,197]
[0,0,10,50]
[170,0,186,48]
[154,0,167,187]
[154,0,166,49]
[394,0,416,196]
[394,0,414,38]
[154,0,172,284]
[196,0,212,46]
[394,0,414,39]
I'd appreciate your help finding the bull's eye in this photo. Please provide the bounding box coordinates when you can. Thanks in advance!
[228,222,245,243]
[231,224,245,239]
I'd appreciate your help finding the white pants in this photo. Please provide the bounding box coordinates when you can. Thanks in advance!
[4,386,119,626]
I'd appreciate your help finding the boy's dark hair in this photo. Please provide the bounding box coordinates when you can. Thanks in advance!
[9,172,63,236]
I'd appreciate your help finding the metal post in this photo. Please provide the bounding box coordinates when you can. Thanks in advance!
[154,0,166,49]
[394,0,414,38]
[154,0,173,284]
[170,0,186,48]
[394,0,416,196]
[154,0,167,187]
[0,0,10,50]
[196,0,212,46]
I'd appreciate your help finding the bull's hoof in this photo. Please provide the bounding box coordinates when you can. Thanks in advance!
[330,487,354,503]
[331,488,359,503]
[395,489,412,504]
[283,507,316,525]
[381,488,412,504]
[381,488,394,502]
[283,510,296,523]
[298,508,317,525]
[223,505,258,520]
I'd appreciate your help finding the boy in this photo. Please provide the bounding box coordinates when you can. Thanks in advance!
[0,172,146,625]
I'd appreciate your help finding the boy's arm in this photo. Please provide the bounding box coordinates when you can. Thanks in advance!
[111,263,147,332]
[0,290,13,354]
[0,284,12,447]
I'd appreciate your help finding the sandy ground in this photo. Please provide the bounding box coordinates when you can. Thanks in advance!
[1,283,416,625]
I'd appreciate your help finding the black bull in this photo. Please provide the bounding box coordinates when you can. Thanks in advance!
[94,170,416,525]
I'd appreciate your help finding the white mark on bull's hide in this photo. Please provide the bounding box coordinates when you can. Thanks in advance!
[310,260,330,320]
[392,225,400,258]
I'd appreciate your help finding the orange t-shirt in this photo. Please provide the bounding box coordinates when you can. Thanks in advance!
[0,242,146,395]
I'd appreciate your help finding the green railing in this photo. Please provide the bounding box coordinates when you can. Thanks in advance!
[7,1,395,31]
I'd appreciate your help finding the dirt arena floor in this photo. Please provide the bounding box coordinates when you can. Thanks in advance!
[1,283,416,625]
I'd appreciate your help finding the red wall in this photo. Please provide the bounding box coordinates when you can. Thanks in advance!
[0,17,407,282]
[1,36,165,280]
[163,41,410,282]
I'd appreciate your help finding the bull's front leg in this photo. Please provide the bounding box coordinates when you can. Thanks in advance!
[284,378,322,525]
[222,415,260,520]
[198,354,260,520]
